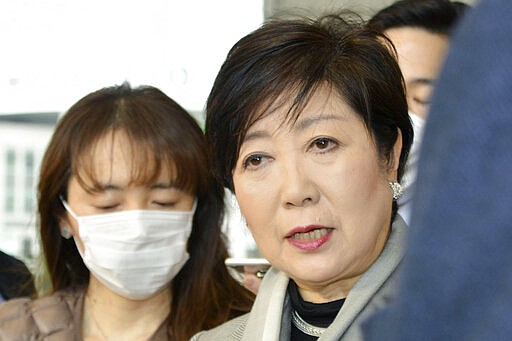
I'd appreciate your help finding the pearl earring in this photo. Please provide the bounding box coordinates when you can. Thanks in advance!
[60,226,72,239]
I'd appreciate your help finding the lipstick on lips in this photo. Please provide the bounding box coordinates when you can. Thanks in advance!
[285,225,334,251]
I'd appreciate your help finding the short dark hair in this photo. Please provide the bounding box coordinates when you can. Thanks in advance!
[368,0,470,35]
[205,13,413,218]
[205,13,413,216]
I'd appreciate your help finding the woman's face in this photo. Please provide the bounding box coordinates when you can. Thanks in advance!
[232,87,401,303]
[63,130,195,253]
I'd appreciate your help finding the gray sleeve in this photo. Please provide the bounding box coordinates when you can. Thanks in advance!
[190,314,249,341]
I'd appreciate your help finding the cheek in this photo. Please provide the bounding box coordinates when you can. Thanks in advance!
[327,154,383,197]
[66,217,85,253]
[233,175,278,241]
[235,189,272,234]
[73,236,85,254]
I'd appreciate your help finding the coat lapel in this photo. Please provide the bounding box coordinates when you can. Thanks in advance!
[320,216,407,340]
[242,268,289,341]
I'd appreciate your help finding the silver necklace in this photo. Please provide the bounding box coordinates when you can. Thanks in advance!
[291,309,326,337]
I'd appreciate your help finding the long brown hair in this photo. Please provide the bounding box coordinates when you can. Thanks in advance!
[38,83,254,340]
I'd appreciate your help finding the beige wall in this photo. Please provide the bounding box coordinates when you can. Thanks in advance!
[264,0,475,19]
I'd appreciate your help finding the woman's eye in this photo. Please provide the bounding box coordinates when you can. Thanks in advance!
[95,204,119,211]
[242,154,269,170]
[154,201,176,207]
[310,137,338,153]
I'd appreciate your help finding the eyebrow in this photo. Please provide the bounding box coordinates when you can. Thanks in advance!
[243,130,271,143]
[410,77,434,86]
[94,181,177,191]
[243,114,346,143]
[151,182,177,189]
[294,114,346,131]
[94,184,122,191]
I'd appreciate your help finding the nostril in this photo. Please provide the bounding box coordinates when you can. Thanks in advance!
[303,197,313,205]
[286,197,313,208]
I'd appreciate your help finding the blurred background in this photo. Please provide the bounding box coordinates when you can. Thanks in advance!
[0,0,474,268]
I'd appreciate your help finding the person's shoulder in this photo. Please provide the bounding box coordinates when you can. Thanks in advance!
[0,250,24,268]
[0,251,36,299]
[191,313,249,341]
[0,288,84,340]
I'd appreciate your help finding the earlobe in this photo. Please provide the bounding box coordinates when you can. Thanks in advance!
[59,218,73,239]
[60,226,73,239]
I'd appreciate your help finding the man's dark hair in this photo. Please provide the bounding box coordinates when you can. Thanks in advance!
[368,0,470,35]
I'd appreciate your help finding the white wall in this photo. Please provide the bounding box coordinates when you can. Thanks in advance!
[264,0,476,19]
[0,1,266,261]
[0,0,264,119]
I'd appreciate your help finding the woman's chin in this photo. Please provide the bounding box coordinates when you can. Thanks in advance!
[287,267,341,288]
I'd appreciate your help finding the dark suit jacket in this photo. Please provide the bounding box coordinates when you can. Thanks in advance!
[0,250,36,300]
[363,0,512,339]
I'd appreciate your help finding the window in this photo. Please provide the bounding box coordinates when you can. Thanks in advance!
[24,150,35,212]
[5,149,15,212]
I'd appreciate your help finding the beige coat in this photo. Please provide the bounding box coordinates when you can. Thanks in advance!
[0,287,85,340]
[192,216,407,341]
[0,287,171,340]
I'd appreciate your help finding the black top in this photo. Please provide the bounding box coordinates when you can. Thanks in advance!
[0,250,36,300]
[288,280,345,341]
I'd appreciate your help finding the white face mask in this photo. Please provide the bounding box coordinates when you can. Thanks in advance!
[399,111,426,205]
[61,199,196,300]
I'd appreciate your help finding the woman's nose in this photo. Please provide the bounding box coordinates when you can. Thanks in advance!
[280,161,319,208]
[124,198,148,211]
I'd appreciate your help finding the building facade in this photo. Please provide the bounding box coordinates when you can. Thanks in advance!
[0,117,56,262]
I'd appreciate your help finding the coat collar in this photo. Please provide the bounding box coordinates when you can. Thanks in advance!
[242,215,407,341]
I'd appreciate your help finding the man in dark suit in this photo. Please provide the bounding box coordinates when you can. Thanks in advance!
[363,0,512,339]
[0,250,36,302]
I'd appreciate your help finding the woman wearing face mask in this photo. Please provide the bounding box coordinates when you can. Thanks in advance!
[0,83,254,340]
[192,13,413,340]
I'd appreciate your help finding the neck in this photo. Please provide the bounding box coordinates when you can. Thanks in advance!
[293,276,358,304]
[83,276,171,340]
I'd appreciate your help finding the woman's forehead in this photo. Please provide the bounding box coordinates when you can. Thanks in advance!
[74,131,176,187]
[244,86,354,134]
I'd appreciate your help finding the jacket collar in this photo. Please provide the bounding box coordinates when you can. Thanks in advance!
[242,215,407,340]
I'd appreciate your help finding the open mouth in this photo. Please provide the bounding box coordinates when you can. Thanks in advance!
[285,226,334,251]
[288,228,332,240]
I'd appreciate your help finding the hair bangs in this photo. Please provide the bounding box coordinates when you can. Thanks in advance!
[70,127,197,196]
